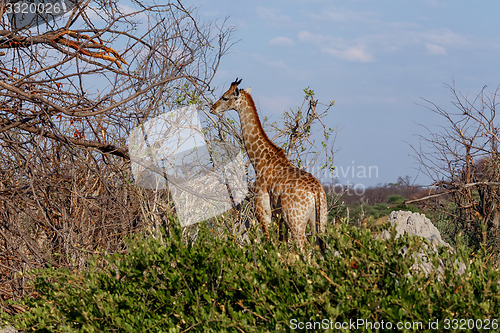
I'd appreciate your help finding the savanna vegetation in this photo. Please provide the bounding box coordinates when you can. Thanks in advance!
[0,1,499,331]
[2,223,499,332]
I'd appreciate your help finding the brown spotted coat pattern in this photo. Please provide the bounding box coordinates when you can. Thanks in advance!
[210,78,327,253]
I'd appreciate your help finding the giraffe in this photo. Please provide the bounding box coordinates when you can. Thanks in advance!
[210,78,327,254]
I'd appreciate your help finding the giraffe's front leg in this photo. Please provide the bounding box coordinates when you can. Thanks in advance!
[255,192,272,239]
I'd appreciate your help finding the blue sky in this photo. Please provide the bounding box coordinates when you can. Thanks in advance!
[190,0,500,187]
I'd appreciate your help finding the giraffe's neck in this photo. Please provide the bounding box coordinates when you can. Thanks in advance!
[237,91,286,174]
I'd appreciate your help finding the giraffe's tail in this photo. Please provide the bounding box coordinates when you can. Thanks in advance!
[314,188,327,257]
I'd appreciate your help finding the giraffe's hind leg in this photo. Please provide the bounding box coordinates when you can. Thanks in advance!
[309,190,327,256]
[255,191,272,239]
[309,213,326,256]
[280,193,311,253]
[282,209,308,253]
[279,217,289,243]
[305,203,324,255]
[274,210,289,243]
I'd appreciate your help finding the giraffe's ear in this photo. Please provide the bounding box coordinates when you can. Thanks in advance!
[243,87,252,94]
[233,87,240,97]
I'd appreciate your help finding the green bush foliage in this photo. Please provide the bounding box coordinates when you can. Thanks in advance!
[387,194,405,205]
[3,223,499,332]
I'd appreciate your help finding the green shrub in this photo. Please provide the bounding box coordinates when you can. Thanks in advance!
[387,194,405,205]
[2,223,499,332]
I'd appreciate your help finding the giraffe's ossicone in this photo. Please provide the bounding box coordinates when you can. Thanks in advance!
[211,78,328,254]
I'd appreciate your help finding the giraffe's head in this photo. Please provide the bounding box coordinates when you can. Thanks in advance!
[210,78,251,114]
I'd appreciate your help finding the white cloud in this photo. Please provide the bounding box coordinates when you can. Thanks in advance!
[307,5,419,32]
[424,28,469,47]
[248,53,310,81]
[301,5,477,59]
[252,53,290,70]
[268,36,295,47]
[425,43,447,55]
[298,30,375,63]
[295,25,476,62]
[256,6,291,23]
[308,6,377,24]
[325,45,375,63]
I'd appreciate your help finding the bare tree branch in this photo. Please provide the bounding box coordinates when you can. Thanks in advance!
[413,83,500,251]
[0,0,235,310]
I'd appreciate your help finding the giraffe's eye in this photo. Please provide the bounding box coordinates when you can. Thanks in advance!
[221,96,229,101]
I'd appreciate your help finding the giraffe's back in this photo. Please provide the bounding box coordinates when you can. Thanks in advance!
[268,163,327,227]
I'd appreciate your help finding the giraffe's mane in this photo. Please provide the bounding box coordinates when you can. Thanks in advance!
[240,89,288,160]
